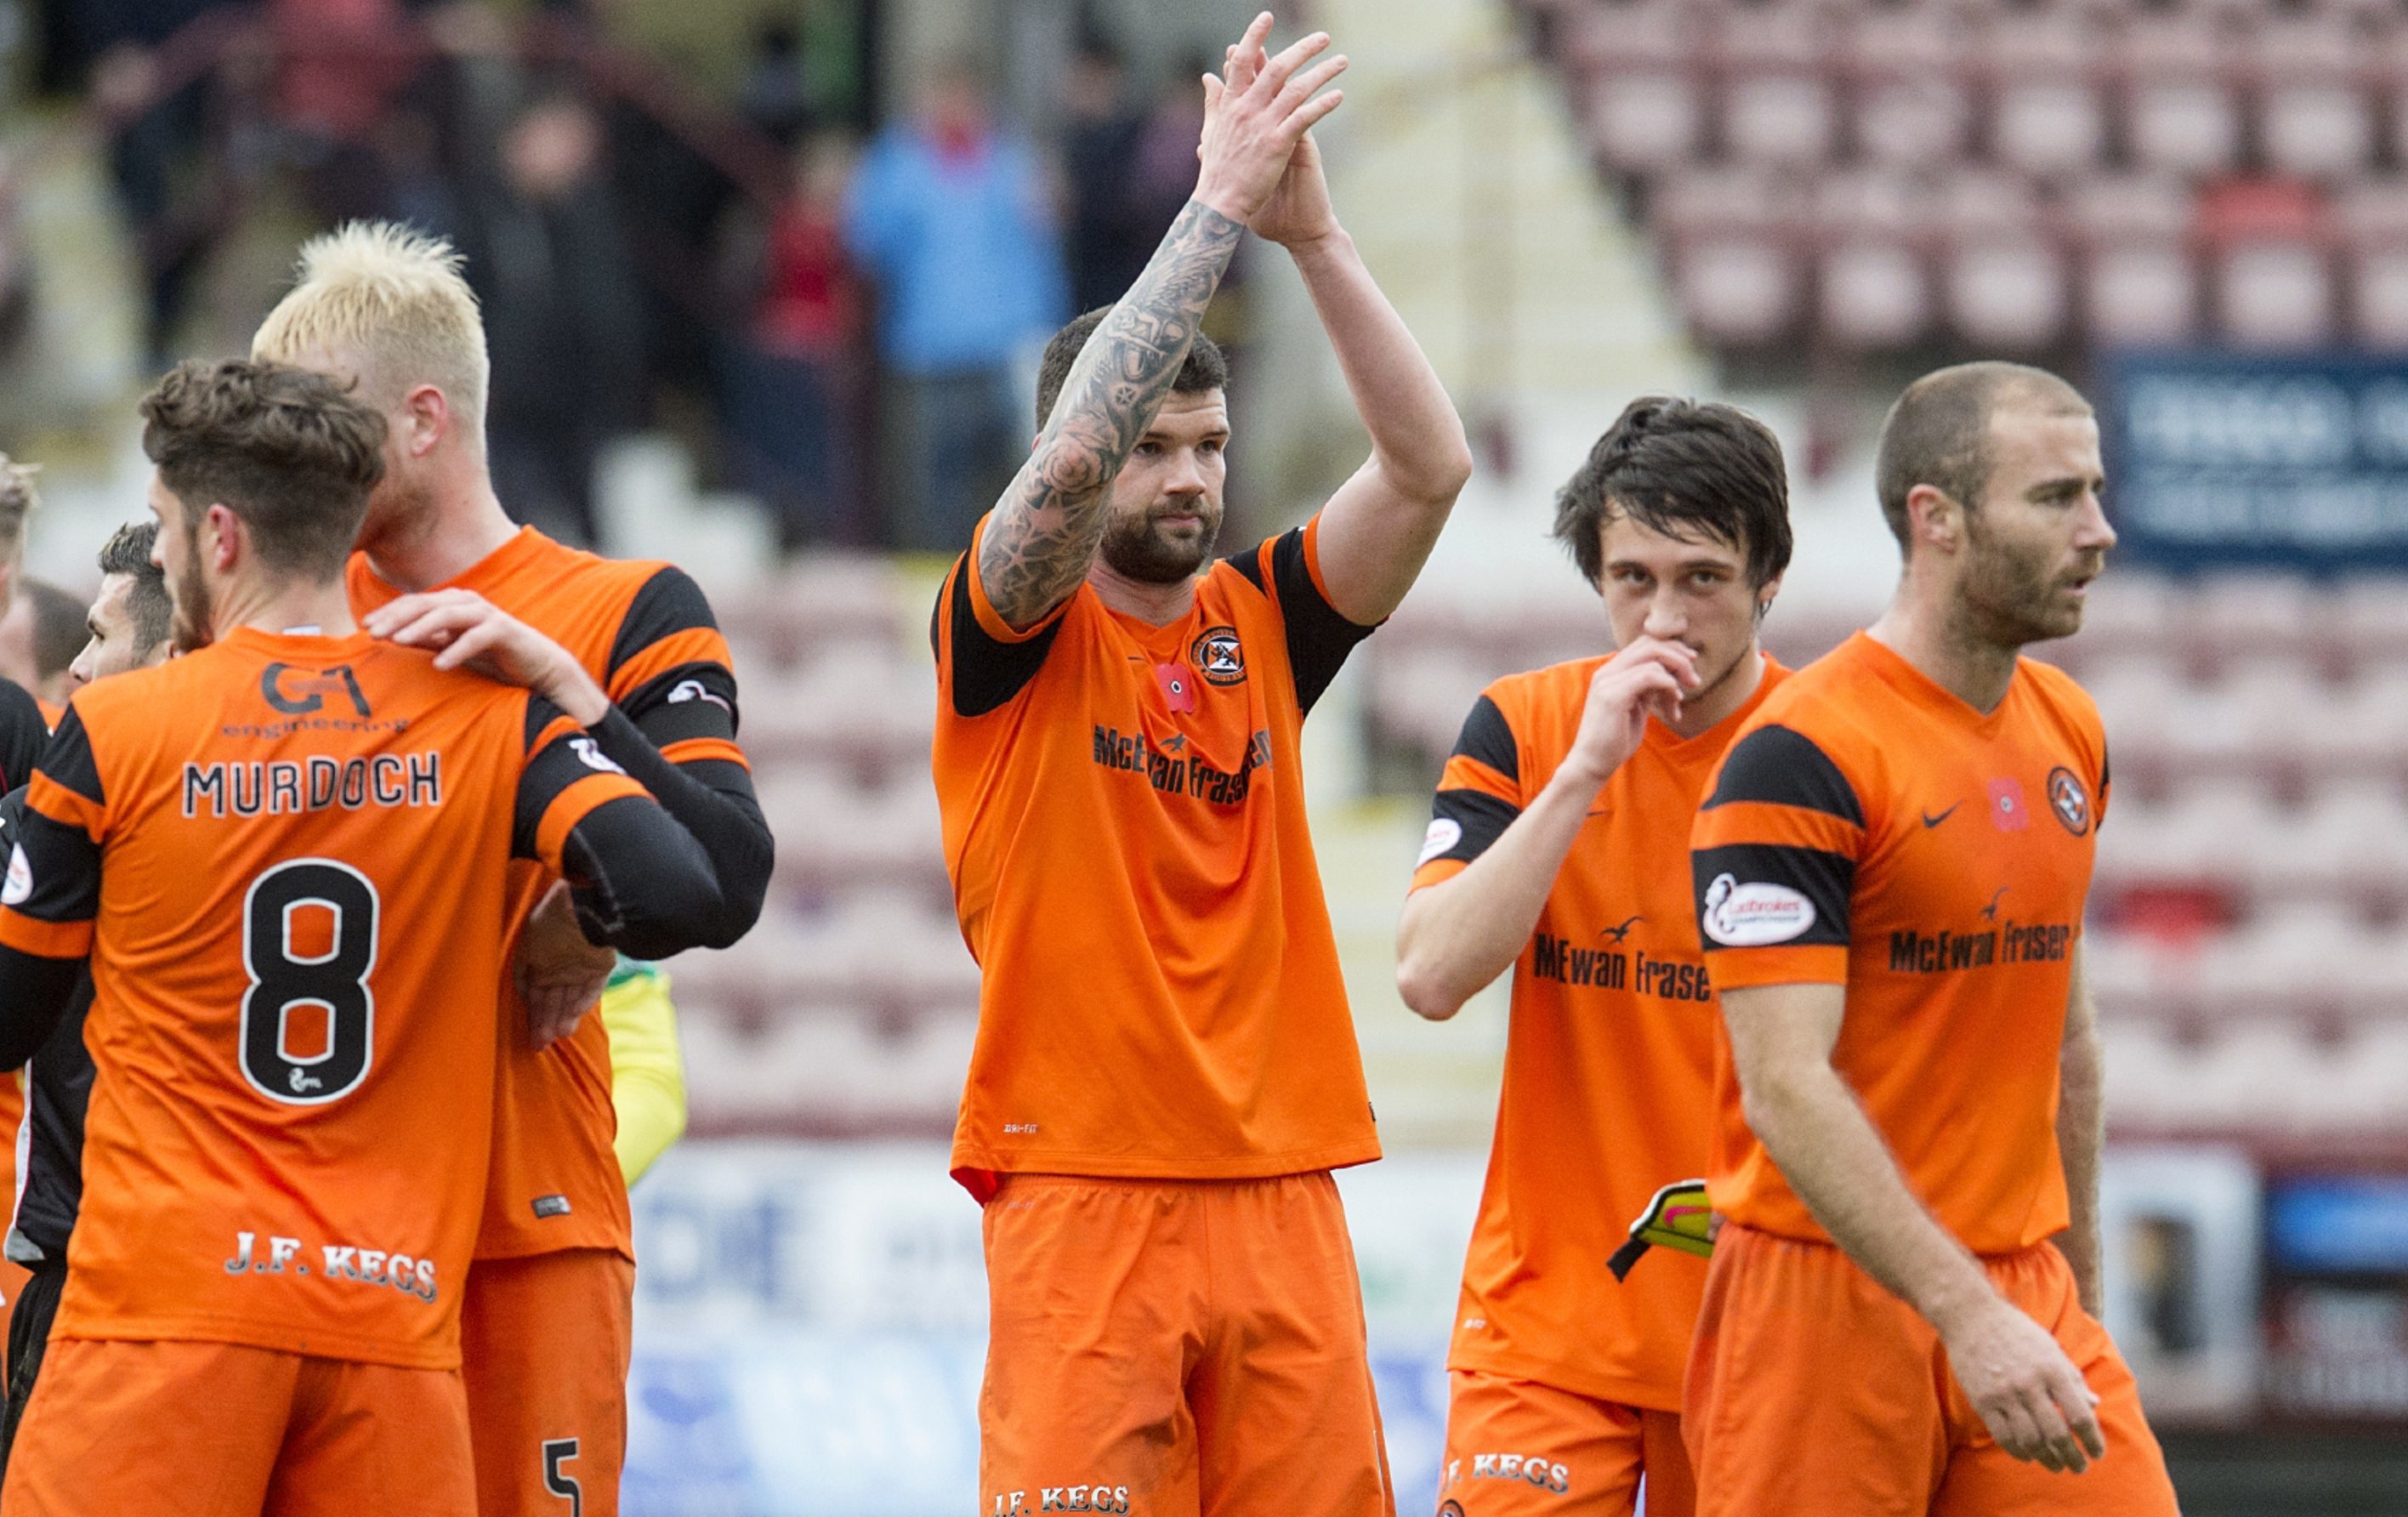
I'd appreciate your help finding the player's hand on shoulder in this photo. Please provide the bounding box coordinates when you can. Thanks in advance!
[1939,1293,2106,1475]
[1193,12,1347,230]
[515,879,615,1051]
[366,589,609,724]
[1561,636,1700,788]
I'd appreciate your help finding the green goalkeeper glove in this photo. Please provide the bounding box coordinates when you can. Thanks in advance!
[1606,1178,1715,1282]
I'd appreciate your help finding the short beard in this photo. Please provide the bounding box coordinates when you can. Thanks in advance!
[1958,514,2076,651]
[359,473,440,560]
[1100,511,1219,585]
[171,549,214,653]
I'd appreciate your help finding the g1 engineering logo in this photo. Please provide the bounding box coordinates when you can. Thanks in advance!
[261,663,370,718]
[2047,766,2091,836]
[1191,625,1246,686]
[1701,872,1815,946]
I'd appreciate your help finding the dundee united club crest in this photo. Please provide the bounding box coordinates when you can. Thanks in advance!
[1192,625,1246,686]
[2047,766,2091,836]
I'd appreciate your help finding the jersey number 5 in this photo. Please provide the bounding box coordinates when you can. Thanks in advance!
[239,859,379,1106]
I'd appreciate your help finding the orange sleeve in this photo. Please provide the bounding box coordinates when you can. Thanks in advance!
[534,772,650,873]
[0,911,90,959]
[606,627,737,707]
[659,736,748,770]
[1410,685,1527,893]
[1691,722,1867,990]
[963,513,1071,646]
[24,771,104,843]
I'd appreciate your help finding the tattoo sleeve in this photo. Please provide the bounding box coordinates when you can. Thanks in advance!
[978,199,1244,630]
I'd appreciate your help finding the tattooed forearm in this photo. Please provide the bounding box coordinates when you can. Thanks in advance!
[980,200,1244,629]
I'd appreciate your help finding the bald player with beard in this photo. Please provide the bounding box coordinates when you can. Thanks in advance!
[1686,363,2178,1514]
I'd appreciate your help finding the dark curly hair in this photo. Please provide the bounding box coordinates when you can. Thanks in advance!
[1553,396,1792,589]
[138,358,387,580]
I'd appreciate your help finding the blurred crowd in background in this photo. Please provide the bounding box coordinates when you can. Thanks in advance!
[0,0,1241,556]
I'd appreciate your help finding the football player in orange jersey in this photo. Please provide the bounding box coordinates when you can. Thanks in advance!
[1394,399,1794,1517]
[934,15,1469,1515]
[0,521,176,1475]
[0,358,731,1514]
[1686,363,2177,1514]
[252,222,772,1517]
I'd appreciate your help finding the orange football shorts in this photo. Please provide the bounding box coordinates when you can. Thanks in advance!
[0,1336,473,1514]
[1684,1223,2178,1516]
[460,1247,635,1517]
[980,1170,1394,1517]
[1435,1369,1692,1517]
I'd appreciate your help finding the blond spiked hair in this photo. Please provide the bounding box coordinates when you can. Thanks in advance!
[0,453,39,569]
[253,221,490,437]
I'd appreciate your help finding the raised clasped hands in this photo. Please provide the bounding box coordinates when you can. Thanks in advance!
[1192,12,1348,235]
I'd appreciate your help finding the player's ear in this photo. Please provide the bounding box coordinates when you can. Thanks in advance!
[403,384,449,457]
[1903,483,1962,557]
[204,502,245,572]
[1752,570,1784,623]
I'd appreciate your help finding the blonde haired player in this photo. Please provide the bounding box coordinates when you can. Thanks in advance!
[255,222,770,1514]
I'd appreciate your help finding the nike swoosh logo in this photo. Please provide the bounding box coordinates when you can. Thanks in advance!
[1921,804,1959,828]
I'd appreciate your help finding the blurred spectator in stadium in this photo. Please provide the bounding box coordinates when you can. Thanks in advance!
[1126,54,1211,272]
[269,0,421,224]
[737,16,815,148]
[0,580,89,712]
[86,15,226,366]
[456,88,647,546]
[1059,31,1150,314]
[844,58,1067,551]
[719,133,863,553]
[0,152,32,368]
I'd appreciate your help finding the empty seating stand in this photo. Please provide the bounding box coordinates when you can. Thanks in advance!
[1537,0,2408,354]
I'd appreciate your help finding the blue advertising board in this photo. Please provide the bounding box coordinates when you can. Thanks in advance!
[2102,350,2408,571]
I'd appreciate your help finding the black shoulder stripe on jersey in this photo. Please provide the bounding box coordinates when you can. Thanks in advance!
[523,693,567,753]
[621,662,741,742]
[1451,696,1519,784]
[1223,540,1269,596]
[8,804,102,927]
[1431,787,1519,866]
[0,679,44,797]
[946,560,1062,719]
[36,707,102,807]
[1690,842,1855,950]
[1266,527,1377,716]
[1701,724,1862,825]
[514,717,600,861]
[605,566,720,688]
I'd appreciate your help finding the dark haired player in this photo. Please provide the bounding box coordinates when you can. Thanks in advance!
[932,15,1469,1514]
[1687,362,2177,1513]
[1395,398,1793,1517]
[0,521,176,1469]
[0,360,730,1514]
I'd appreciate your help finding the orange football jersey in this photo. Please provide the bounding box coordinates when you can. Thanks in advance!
[1690,632,2108,1254]
[1411,655,1786,1410]
[348,527,743,1262]
[933,514,1380,1198]
[0,628,645,1367]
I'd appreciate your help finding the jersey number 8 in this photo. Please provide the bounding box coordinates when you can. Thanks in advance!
[240,859,379,1106]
